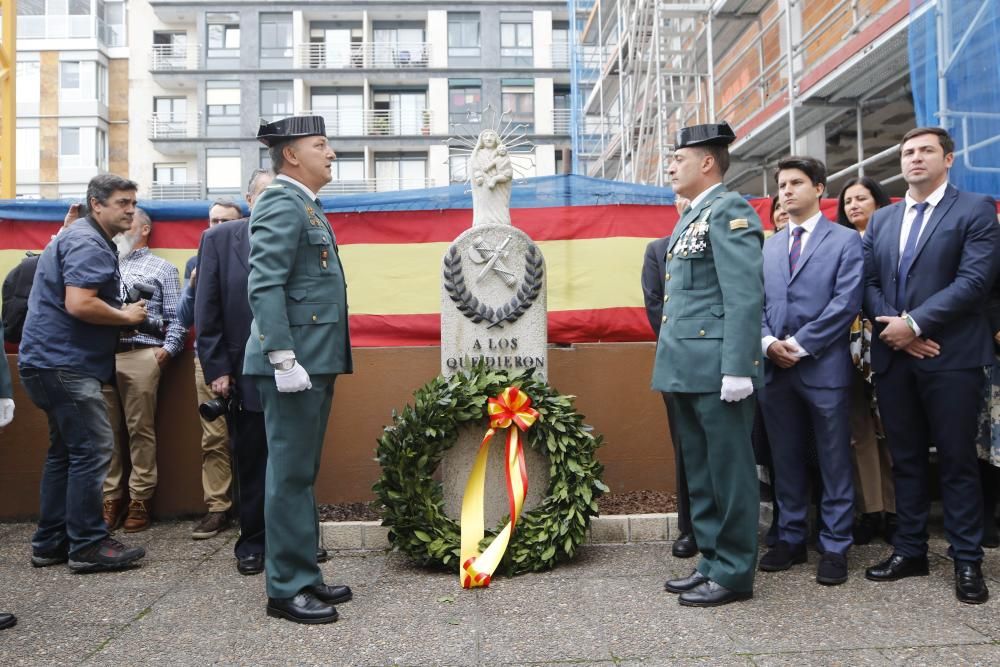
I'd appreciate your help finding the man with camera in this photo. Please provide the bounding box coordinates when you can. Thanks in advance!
[102,208,186,533]
[18,174,148,573]
[195,169,286,574]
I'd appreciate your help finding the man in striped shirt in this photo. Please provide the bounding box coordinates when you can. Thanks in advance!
[102,208,187,533]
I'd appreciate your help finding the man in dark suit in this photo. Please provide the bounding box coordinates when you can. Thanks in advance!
[244,116,353,624]
[862,126,1000,604]
[758,157,863,586]
[194,171,272,572]
[642,228,696,559]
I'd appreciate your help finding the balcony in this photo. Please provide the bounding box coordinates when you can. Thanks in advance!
[318,178,434,196]
[551,43,571,69]
[17,15,125,47]
[148,113,202,140]
[553,109,572,135]
[149,182,203,200]
[151,44,202,71]
[302,109,433,136]
[296,42,431,70]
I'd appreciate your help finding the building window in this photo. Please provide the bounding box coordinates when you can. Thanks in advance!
[371,90,427,136]
[96,128,108,170]
[152,97,189,138]
[60,61,80,90]
[207,13,240,62]
[310,88,363,136]
[552,21,570,68]
[502,80,535,133]
[260,13,293,66]
[154,163,187,183]
[68,0,90,15]
[153,31,189,69]
[449,79,481,127]
[449,151,469,183]
[372,23,427,67]
[206,82,240,135]
[100,1,127,46]
[448,13,480,59]
[260,81,294,119]
[206,149,242,196]
[152,163,194,199]
[16,128,40,171]
[16,61,41,110]
[60,127,80,157]
[322,154,367,194]
[97,62,108,105]
[374,155,426,191]
[500,12,533,67]
[307,24,363,69]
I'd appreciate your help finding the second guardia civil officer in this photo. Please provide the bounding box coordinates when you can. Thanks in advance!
[244,116,354,624]
[655,122,765,607]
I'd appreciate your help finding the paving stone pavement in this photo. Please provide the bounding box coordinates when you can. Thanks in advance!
[2,519,1000,666]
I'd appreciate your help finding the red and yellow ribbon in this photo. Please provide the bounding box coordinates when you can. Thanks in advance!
[460,386,539,588]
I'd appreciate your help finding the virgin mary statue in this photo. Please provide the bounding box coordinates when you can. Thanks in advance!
[470,129,514,226]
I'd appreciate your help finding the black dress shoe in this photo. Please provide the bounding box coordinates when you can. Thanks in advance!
[816,552,848,586]
[759,540,807,572]
[672,533,698,559]
[955,561,989,604]
[308,583,352,605]
[664,569,709,594]
[852,512,882,546]
[316,548,329,564]
[0,612,15,630]
[678,580,752,607]
[237,553,264,576]
[266,591,338,624]
[865,553,929,581]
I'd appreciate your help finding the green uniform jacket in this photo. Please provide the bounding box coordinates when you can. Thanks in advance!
[243,181,353,377]
[652,185,764,393]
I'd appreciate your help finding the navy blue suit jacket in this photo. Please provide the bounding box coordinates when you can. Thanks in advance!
[194,218,261,412]
[641,236,671,336]
[862,184,1000,374]
[762,216,864,388]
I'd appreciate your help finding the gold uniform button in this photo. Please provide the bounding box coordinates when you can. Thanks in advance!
[754,360,760,366]
[698,329,706,336]
[683,251,689,256]
[661,315,667,323]
[312,314,318,322]
[667,252,673,260]
[258,334,265,341]
[663,295,669,302]
[665,273,671,281]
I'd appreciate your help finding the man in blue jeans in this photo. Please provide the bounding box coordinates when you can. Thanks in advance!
[19,173,150,573]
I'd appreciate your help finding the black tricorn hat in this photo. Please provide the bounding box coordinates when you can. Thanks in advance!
[676,122,737,149]
[256,115,327,147]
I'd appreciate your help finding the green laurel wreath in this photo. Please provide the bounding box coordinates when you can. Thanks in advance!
[374,364,607,576]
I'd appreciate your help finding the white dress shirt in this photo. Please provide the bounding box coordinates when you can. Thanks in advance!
[276,173,319,202]
[895,180,948,335]
[761,211,822,358]
[684,182,723,214]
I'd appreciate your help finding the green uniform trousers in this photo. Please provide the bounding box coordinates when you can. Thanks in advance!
[256,375,335,599]
[671,391,759,593]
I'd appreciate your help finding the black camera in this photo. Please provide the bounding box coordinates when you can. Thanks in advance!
[124,282,168,337]
[199,387,238,422]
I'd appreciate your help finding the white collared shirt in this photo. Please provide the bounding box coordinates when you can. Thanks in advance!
[899,180,948,257]
[276,174,318,203]
[685,182,723,214]
[786,211,822,255]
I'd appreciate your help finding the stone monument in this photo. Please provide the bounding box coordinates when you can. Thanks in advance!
[439,114,550,526]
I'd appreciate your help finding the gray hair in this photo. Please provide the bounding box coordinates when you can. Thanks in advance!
[133,207,152,230]
[86,173,138,209]
[210,198,243,217]
[246,168,273,197]
[268,142,289,174]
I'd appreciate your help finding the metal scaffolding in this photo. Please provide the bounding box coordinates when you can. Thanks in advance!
[0,0,15,198]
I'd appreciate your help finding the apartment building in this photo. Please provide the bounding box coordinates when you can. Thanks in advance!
[131,1,572,200]
[13,0,129,199]
[573,0,924,197]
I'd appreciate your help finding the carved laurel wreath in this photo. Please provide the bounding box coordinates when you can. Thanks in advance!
[443,244,543,329]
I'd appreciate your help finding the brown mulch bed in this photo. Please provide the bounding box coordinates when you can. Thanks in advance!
[318,490,677,522]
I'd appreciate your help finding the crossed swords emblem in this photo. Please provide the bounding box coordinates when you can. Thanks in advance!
[468,234,517,287]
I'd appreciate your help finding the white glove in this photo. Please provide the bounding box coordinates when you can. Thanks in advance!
[0,398,14,427]
[274,362,312,393]
[720,375,753,402]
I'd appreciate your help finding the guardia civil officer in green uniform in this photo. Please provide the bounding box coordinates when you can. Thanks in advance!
[245,116,354,624]
[655,122,764,607]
